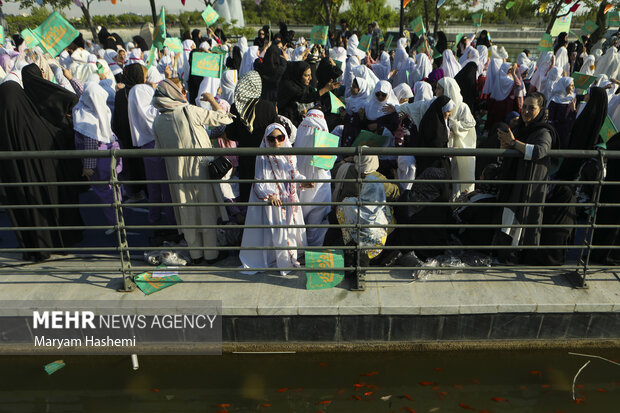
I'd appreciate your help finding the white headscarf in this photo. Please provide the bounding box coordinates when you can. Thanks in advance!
[58,50,73,69]
[593,48,603,63]
[414,81,433,102]
[372,51,391,80]
[438,77,463,107]
[147,65,164,84]
[516,52,535,80]
[529,51,553,92]
[542,67,562,101]
[103,49,122,75]
[461,46,481,77]
[220,69,238,105]
[594,46,619,79]
[239,46,259,78]
[346,34,366,59]
[412,53,432,84]
[393,83,413,102]
[329,45,346,64]
[554,45,569,75]
[128,48,145,65]
[482,58,502,96]
[441,49,461,78]
[548,76,575,105]
[365,80,399,121]
[73,81,115,144]
[127,84,157,147]
[346,77,371,113]
[237,37,248,54]
[351,64,379,94]
[579,55,596,75]
[490,62,515,101]
[477,45,488,71]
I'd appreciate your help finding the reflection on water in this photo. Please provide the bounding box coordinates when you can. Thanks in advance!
[0,350,618,412]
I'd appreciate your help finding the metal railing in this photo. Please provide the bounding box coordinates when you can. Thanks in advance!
[0,147,618,292]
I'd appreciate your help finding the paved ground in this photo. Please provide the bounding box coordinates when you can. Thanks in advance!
[0,251,618,317]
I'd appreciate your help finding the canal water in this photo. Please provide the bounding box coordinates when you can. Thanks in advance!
[0,349,618,412]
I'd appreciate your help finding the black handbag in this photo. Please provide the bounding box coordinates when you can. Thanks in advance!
[208,156,233,179]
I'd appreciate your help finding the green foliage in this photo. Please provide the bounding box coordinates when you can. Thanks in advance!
[341,0,399,33]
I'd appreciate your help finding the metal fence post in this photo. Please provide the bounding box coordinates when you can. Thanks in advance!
[110,150,136,292]
[573,149,606,289]
[354,145,363,289]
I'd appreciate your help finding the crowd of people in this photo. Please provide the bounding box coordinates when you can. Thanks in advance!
[0,20,619,291]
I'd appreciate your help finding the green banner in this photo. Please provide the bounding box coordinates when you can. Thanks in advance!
[0,26,4,45]
[135,270,183,295]
[333,59,343,69]
[310,25,329,46]
[581,20,598,36]
[505,1,515,9]
[358,34,371,53]
[431,46,442,60]
[351,130,389,147]
[328,91,344,115]
[410,16,425,36]
[472,13,483,27]
[152,6,166,50]
[570,71,597,90]
[21,29,40,50]
[32,11,79,57]
[164,37,183,54]
[44,360,66,375]
[453,33,464,53]
[607,11,620,27]
[384,34,393,50]
[146,45,157,69]
[311,129,339,170]
[305,249,345,290]
[191,52,224,78]
[550,5,572,37]
[597,115,618,150]
[537,33,554,52]
[202,5,219,27]
[211,46,227,54]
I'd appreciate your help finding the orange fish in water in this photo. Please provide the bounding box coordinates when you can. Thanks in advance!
[470,379,480,384]
[354,383,365,389]
[318,400,331,405]
[352,395,362,400]
[277,388,288,393]
[419,381,437,386]
[402,407,416,413]
[529,370,542,377]
[431,386,440,390]
[319,362,328,367]
[151,389,160,392]
[434,367,442,372]
[403,394,414,401]
[337,388,346,394]
[215,404,230,408]
[574,398,586,404]
[597,388,608,393]
[491,397,508,402]
[261,404,271,408]
[216,410,228,413]
[362,371,379,376]
[541,384,551,389]
[364,391,374,396]
[453,384,463,389]
[575,384,584,388]
[459,403,476,410]
[437,391,448,399]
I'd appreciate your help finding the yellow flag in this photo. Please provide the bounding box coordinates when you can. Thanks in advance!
[539,3,548,13]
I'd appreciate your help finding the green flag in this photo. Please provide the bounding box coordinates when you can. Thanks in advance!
[152,6,166,50]
[146,45,157,69]
[431,46,442,60]
[570,71,597,91]
[202,5,219,27]
[453,33,464,52]
[537,33,553,52]
[580,20,598,36]
[305,250,345,290]
[44,360,66,375]
[164,37,183,54]
[358,34,371,53]
[0,26,4,45]
[384,34,393,50]
[21,29,40,50]
[191,52,224,78]
[311,129,339,170]
[328,92,345,115]
[505,1,515,10]
[310,25,329,46]
[135,270,183,295]
[32,11,79,57]
[410,16,425,36]
[472,13,483,27]
[607,11,620,28]
[597,115,618,150]
[351,130,389,147]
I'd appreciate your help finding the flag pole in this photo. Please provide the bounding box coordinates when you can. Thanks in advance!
[400,0,404,37]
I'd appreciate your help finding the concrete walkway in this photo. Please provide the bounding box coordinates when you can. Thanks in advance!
[0,253,618,317]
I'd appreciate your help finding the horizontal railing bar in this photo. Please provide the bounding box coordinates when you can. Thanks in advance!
[0,147,617,159]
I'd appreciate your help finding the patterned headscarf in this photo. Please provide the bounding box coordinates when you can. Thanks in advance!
[152,79,187,112]
[234,70,262,133]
